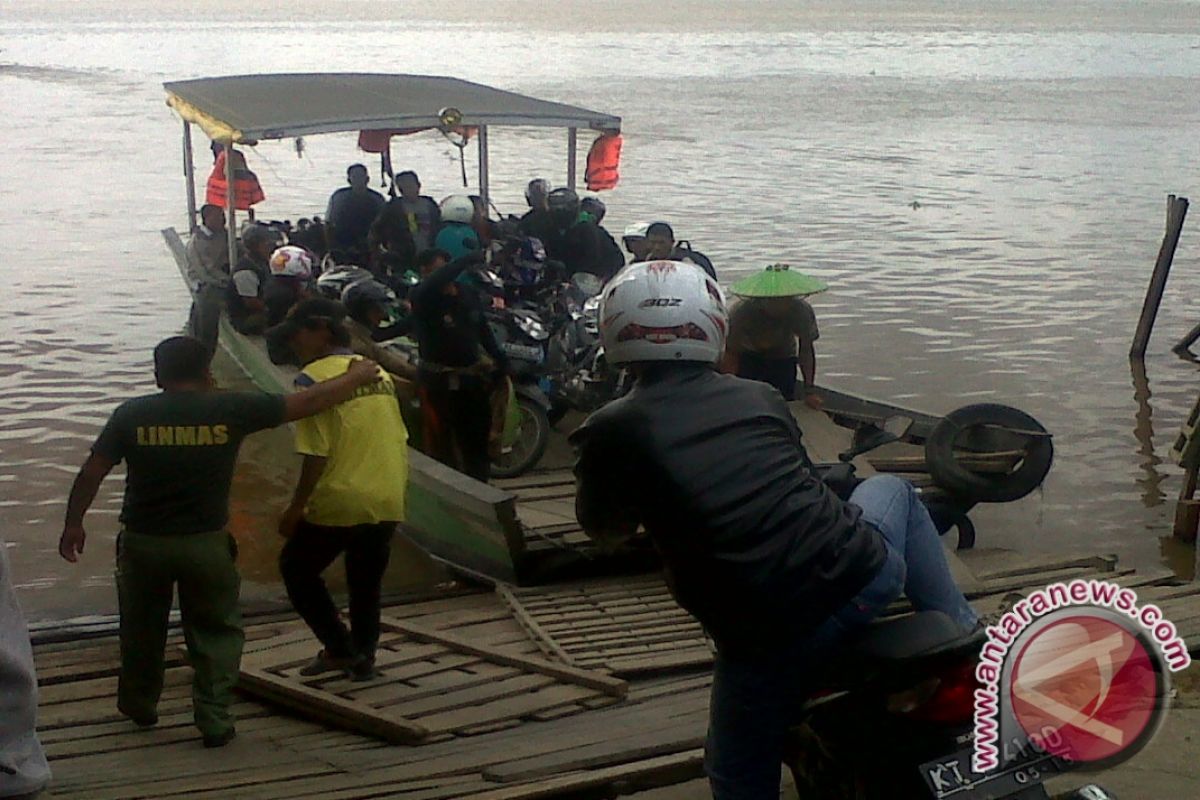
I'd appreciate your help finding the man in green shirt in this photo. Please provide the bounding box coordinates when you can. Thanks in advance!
[59,336,382,748]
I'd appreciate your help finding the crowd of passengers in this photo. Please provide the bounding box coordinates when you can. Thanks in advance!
[184,164,740,480]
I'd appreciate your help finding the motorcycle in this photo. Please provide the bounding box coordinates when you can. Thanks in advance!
[786,610,1111,800]
[794,420,1112,800]
[485,301,554,479]
[483,270,624,476]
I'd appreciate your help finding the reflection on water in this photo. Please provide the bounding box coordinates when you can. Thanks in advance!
[2,0,1200,620]
[1129,359,1166,509]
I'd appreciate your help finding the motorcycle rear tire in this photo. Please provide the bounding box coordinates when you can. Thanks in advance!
[490,397,551,479]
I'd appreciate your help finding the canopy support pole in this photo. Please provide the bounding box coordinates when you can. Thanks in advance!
[183,122,197,231]
[478,125,490,212]
[567,127,578,191]
[225,146,238,273]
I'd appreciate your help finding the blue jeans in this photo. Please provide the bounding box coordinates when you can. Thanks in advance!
[705,475,978,800]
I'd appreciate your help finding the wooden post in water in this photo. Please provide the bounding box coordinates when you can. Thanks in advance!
[1169,389,1200,542]
[1130,195,1189,360]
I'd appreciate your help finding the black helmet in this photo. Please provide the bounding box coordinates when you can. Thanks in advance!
[341,278,396,324]
[547,188,580,225]
[315,266,373,300]
[580,196,606,224]
[242,223,277,251]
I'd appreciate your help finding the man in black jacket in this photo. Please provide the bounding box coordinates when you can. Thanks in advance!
[409,250,508,481]
[571,261,976,800]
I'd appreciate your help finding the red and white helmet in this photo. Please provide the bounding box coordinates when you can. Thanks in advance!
[599,260,728,366]
[269,245,314,278]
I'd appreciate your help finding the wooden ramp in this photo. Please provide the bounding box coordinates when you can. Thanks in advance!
[237,617,626,744]
[36,593,711,800]
[499,577,713,677]
[32,556,1199,800]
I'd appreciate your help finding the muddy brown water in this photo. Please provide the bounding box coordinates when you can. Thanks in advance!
[2,0,1199,620]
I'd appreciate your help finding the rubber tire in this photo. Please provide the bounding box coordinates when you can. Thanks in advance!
[925,404,1053,504]
[489,396,551,479]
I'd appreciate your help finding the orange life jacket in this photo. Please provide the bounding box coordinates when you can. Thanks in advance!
[585,133,622,191]
[206,150,265,210]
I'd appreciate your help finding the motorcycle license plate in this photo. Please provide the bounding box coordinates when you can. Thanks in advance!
[919,748,1068,799]
[502,342,543,362]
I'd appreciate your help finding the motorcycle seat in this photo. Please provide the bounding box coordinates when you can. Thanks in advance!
[847,610,984,663]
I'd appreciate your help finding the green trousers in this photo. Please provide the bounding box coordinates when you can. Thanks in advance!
[115,529,243,737]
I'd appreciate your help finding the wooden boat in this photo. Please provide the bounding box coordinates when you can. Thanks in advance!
[162,73,1031,587]
[162,73,629,585]
[167,224,1017,585]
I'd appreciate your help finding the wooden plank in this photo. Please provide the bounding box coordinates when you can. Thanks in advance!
[483,717,707,782]
[868,450,1024,473]
[967,566,1133,598]
[604,649,714,677]
[239,667,429,744]
[458,748,706,800]
[379,617,628,698]
[415,682,599,734]
[971,553,1118,581]
[511,485,579,502]
[554,623,704,648]
[393,673,556,718]
[492,469,575,491]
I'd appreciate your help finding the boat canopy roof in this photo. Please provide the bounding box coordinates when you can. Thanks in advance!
[164,73,622,144]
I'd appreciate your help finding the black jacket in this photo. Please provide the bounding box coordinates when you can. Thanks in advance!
[408,254,507,372]
[571,365,885,654]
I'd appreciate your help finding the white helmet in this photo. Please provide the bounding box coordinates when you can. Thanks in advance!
[600,260,728,366]
[441,195,475,225]
[268,245,315,278]
[622,221,650,241]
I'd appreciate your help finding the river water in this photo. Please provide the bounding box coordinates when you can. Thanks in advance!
[2,0,1199,621]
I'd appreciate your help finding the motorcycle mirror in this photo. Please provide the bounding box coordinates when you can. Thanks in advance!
[838,415,914,463]
[882,415,915,440]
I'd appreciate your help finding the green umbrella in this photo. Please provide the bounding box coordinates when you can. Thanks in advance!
[728,264,829,298]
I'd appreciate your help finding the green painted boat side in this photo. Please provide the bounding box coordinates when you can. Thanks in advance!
[163,228,523,583]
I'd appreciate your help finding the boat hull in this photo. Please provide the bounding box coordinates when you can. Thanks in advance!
[164,228,525,584]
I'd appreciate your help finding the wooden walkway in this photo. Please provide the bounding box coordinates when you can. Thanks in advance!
[34,547,1199,800]
[31,404,1200,798]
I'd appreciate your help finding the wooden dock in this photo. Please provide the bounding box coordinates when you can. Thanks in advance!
[33,549,1199,800]
[31,406,1200,798]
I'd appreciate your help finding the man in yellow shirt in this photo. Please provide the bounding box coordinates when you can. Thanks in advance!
[267,299,409,681]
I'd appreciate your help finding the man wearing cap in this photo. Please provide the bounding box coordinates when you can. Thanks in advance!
[622,221,652,263]
[723,264,825,408]
[226,224,277,335]
[59,336,383,748]
[267,299,410,681]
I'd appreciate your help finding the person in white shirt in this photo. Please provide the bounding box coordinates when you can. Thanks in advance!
[0,535,50,800]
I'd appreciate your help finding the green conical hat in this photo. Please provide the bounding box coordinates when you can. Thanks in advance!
[729,264,829,298]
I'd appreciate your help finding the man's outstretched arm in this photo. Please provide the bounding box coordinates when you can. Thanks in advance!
[282,358,381,422]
